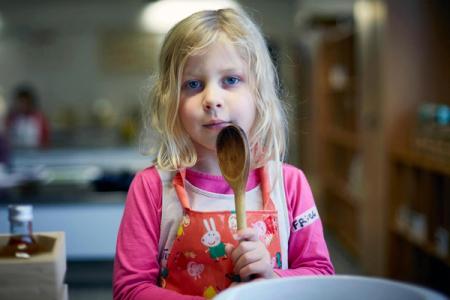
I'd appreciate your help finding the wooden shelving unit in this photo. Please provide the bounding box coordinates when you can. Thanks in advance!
[309,23,363,260]
[321,126,360,151]
[323,175,361,207]
[296,1,449,296]
[383,0,450,296]
[388,145,450,295]
[390,147,450,177]
[390,226,450,269]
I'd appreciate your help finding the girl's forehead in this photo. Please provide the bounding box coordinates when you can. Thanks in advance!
[183,40,248,73]
[188,36,241,57]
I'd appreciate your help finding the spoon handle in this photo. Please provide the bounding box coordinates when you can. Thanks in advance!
[235,191,247,230]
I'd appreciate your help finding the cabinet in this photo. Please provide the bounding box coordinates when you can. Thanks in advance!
[294,7,364,260]
[313,28,363,258]
[383,0,450,294]
[296,0,450,294]
[388,148,450,294]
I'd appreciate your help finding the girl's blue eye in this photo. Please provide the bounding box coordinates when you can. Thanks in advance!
[185,80,202,90]
[224,76,240,86]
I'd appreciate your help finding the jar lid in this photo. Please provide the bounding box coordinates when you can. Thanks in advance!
[8,205,33,222]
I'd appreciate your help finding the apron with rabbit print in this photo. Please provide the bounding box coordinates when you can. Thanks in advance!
[160,167,282,299]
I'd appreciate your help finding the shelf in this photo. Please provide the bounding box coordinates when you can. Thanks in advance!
[390,225,450,268]
[321,126,360,151]
[390,146,450,176]
[326,81,357,96]
[333,227,360,258]
[324,175,362,208]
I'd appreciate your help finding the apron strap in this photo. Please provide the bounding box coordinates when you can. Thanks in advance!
[173,167,276,211]
[173,169,191,210]
[259,166,276,211]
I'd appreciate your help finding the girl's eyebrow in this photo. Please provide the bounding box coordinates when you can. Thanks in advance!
[220,67,243,72]
[183,67,245,77]
[182,70,200,78]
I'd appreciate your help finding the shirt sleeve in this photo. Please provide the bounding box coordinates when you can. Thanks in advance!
[113,167,204,300]
[274,164,335,277]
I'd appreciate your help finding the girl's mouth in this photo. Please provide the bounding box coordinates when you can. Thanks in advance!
[203,121,231,130]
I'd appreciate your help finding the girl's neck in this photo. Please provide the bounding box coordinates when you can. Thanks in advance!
[190,143,223,175]
[190,156,222,176]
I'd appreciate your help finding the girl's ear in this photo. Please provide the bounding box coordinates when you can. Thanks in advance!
[203,219,211,231]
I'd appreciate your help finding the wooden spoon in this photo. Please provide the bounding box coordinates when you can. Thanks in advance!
[216,124,250,230]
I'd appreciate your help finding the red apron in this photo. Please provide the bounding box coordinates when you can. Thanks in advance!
[160,167,282,298]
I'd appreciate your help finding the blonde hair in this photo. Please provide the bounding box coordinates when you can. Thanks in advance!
[145,8,287,170]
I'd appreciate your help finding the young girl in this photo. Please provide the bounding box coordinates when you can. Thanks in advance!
[113,8,334,300]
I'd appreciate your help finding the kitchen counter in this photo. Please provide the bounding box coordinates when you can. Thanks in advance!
[0,147,152,259]
[10,147,151,170]
[1,147,152,190]
[1,187,126,204]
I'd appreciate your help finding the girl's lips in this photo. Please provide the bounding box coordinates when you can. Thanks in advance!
[203,121,230,129]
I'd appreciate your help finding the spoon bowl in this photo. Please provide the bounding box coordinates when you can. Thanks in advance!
[216,124,250,230]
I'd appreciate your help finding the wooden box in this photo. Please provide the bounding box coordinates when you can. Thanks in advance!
[0,231,67,300]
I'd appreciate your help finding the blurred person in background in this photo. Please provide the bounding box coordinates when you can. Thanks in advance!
[6,84,50,149]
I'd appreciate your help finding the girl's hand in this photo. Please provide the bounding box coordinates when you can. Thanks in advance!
[226,228,278,280]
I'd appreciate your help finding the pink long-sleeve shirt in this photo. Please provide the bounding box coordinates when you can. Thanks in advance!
[113,163,334,300]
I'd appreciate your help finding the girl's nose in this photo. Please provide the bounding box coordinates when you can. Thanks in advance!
[202,84,223,111]
[203,100,222,110]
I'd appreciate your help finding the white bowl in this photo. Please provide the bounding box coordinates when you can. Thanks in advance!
[214,275,448,300]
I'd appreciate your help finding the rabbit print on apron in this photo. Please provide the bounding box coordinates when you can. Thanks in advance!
[160,168,282,299]
[202,218,227,260]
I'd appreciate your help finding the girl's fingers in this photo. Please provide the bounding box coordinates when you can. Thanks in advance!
[230,240,257,263]
[233,248,260,274]
[239,260,271,279]
[225,243,234,257]
[234,228,259,242]
[229,229,273,278]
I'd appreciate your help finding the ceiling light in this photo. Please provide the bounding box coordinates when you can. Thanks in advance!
[139,0,240,34]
